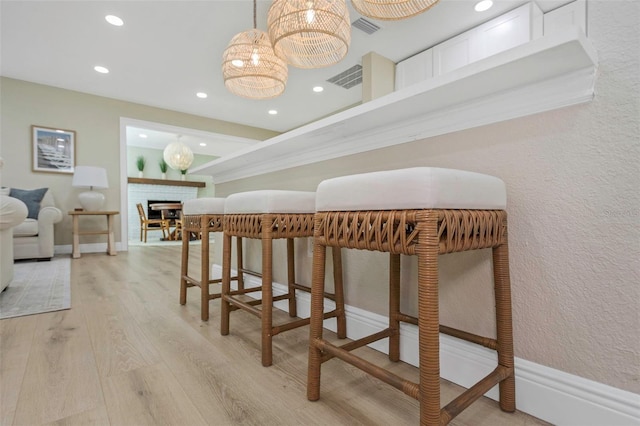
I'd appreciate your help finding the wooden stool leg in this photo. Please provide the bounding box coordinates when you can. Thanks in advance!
[331,247,346,339]
[307,238,327,401]
[417,216,441,426]
[200,227,210,321]
[389,253,401,362]
[287,238,297,317]
[221,232,232,336]
[236,236,244,290]
[180,228,189,305]
[261,228,274,367]
[493,238,516,412]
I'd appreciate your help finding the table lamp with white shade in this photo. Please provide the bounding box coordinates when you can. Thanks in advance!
[72,166,109,211]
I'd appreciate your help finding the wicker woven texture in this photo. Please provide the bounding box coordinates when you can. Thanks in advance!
[308,209,515,425]
[221,212,346,367]
[317,210,505,255]
[224,213,314,239]
[182,214,223,233]
[222,28,288,99]
[267,0,351,69]
[351,0,440,21]
[180,214,243,321]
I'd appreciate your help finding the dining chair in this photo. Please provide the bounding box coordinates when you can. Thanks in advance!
[136,203,170,242]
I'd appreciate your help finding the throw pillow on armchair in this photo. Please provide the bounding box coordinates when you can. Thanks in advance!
[9,187,48,219]
[5,187,63,260]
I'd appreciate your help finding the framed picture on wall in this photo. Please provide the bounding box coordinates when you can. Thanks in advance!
[32,125,76,174]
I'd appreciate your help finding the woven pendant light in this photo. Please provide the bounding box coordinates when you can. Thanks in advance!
[267,0,351,69]
[222,0,288,99]
[163,136,194,171]
[351,0,440,21]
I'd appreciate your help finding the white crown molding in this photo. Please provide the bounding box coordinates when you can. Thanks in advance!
[192,27,598,184]
[212,264,640,426]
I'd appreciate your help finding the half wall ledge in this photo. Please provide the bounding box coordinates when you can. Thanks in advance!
[191,26,598,184]
[127,177,205,188]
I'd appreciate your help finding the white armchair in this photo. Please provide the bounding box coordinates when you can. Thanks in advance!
[1,195,28,291]
[4,188,63,260]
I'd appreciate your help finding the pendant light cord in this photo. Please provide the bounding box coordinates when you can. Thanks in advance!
[253,0,257,29]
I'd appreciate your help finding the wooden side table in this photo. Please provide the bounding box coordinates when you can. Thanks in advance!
[68,210,119,258]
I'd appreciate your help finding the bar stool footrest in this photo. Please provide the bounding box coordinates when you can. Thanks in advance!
[229,286,263,296]
[316,338,419,398]
[239,268,262,278]
[182,275,240,289]
[319,328,393,363]
[441,365,514,423]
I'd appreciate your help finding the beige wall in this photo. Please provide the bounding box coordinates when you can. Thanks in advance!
[213,1,640,394]
[0,77,277,245]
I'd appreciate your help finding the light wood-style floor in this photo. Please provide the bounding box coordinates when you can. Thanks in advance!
[1,245,549,425]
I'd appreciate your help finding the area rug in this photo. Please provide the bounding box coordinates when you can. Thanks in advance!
[0,256,71,320]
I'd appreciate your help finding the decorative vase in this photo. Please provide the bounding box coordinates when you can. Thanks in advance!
[138,171,143,178]
[181,174,186,181]
[162,173,167,180]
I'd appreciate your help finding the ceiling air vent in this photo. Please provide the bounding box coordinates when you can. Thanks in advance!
[352,17,381,35]
[327,64,363,89]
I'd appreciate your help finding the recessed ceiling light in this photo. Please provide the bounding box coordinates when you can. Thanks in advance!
[268,110,278,115]
[139,134,148,138]
[474,0,493,12]
[105,15,124,26]
[313,86,324,93]
[199,143,207,147]
[94,65,109,74]
[196,92,208,99]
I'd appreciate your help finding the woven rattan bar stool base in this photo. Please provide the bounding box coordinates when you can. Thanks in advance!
[221,190,347,367]
[180,198,243,321]
[308,168,515,426]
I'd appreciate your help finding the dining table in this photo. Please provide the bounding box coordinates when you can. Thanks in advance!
[149,202,182,240]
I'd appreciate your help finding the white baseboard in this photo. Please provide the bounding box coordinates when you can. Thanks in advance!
[212,264,640,426]
[55,242,125,255]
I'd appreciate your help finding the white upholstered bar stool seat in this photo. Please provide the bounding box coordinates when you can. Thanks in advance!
[308,167,515,425]
[180,197,243,321]
[221,190,346,367]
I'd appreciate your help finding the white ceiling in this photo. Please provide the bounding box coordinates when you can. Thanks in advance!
[1,0,570,155]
